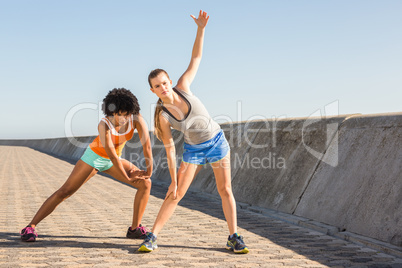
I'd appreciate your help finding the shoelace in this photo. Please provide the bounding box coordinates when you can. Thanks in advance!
[143,232,154,243]
[231,234,244,245]
[137,225,150,235]
[20,227,37,236]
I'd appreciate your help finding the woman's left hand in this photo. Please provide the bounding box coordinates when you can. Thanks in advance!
[191,10,209,28]
[129,169,150,182]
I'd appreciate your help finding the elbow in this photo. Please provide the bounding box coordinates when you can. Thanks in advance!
[191,56,202,63]
[165,146,175,155]
[146,143,152,154]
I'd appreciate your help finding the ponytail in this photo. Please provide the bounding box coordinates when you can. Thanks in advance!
[154,98,164,141]
[149,68,171,141]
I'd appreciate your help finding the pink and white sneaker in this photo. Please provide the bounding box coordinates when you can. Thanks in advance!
[20,226,38,242]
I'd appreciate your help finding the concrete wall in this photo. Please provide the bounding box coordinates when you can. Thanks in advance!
[1,113,401,247]
[294,113,402,247]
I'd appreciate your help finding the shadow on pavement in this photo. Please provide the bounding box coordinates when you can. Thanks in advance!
[1,232,225,255]
[1,232,136,252]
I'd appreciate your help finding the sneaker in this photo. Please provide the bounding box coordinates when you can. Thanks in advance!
[126,224,149,239]
[20,226,38,242]
[226,233,249,254]
[138,232,158,252]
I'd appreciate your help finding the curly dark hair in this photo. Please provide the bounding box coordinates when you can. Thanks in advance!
[102,88,140,116]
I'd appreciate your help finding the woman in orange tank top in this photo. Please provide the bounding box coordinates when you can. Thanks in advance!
[20,88,153,242]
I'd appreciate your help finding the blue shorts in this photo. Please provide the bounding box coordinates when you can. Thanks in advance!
[80,147,114,172]
[182,130,230,165]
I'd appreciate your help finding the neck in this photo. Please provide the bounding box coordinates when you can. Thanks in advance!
[106,116,119,127]
[161,90,178,105]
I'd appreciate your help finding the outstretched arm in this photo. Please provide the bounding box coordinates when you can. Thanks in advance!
[159,115,178,200]
[176,10,210,92]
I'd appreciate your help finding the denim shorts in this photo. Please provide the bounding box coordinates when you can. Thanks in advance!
[80,147,114,172]
[182,130,230,165]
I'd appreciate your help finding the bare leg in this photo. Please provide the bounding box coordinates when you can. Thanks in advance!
[152,162,202,236]
[103,159,152,228]
[211,153,237,235]
[29,160,97,228]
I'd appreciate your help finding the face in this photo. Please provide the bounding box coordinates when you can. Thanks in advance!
[150,73,173,98]
[112,111,130,126]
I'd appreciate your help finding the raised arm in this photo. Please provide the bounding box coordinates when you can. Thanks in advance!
[176,10,209,92]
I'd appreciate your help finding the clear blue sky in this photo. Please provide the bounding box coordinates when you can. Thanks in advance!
[1,0,401,139]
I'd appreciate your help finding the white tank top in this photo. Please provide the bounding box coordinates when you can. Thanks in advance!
[161,88,221,145]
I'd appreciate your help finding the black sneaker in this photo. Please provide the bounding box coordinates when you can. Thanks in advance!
[226,233,249,254]
[138,232,158,252]
[126,224,149,239]
[20,225,38,242]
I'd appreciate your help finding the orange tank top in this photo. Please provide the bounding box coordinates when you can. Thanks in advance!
[89,116,135,159]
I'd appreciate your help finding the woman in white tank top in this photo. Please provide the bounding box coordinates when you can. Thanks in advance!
[138,10,249,254]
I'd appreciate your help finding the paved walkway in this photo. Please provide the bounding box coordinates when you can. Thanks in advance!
[0,145,401,268]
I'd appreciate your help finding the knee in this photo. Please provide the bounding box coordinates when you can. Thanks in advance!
[174,190,186,201]
[135,178,152,190]
[217,185,233,199]
[144,178,152,190]
[166,188,186,202]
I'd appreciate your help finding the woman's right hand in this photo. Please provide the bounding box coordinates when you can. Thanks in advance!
[165,182,177,200]
[190,10,209,29]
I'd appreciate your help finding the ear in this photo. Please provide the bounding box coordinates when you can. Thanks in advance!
[150,87,155,93]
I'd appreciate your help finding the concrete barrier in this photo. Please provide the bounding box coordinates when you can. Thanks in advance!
[294,113,402,247]
[1,112,401,249]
